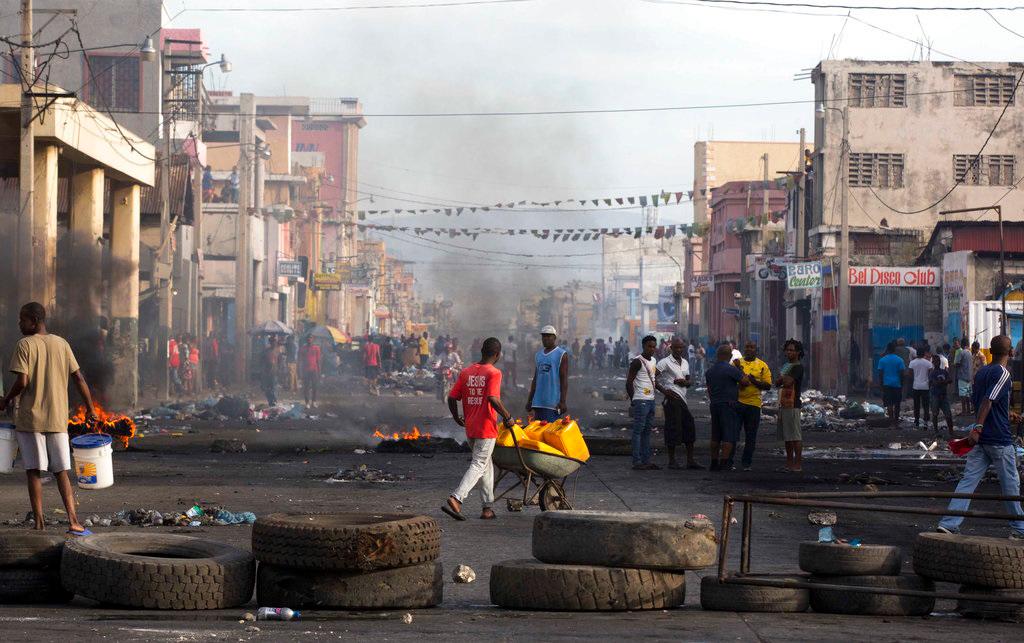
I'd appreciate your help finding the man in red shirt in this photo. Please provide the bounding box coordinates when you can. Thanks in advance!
[364,336,381,395]
[442,337,513,521]
[299,336,322,409]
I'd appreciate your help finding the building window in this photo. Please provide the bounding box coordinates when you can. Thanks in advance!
[84,54,140,111]
[848,152,904,188]
[626,288,640,319]
[848,73,906,107]
[955,74,1016,106]
[953,154,1015,186]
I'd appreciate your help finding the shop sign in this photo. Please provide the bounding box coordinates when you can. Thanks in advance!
[691,273,715,293]
[314,272,341,291]
[786,261,822,290]
[848,266,939,288]
[278,260,303,277]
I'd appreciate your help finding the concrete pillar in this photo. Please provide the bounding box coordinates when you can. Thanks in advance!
[31,144,58,311]
[69,167,105,321]
[108,183,140,409]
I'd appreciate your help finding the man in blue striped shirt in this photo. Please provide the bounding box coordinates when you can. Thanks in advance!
[937,335,1024,539]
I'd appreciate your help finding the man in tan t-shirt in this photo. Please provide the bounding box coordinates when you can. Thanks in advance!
[0,302,96,534]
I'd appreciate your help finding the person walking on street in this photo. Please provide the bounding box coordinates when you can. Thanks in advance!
[261,337,281,406]
[776,339,805,472]
[929,353,955,438]
[364,335,382,395]
[937,335,1024,539]
[505,335,519,387]
[442,337,513,521]
[299,336,322,409]
[627,335,660,470]
[878,342,906,428]
[909,349,934,428]
[284,334,298,392]
[203,331,220,390]
[733,341,772,471]
[954,339,973,415]
[656,337,702,469]
[419,332,431,368]
[580,338,593,371]
[526,326,568,423]
[705,344,749,471]
[0,303,96,535]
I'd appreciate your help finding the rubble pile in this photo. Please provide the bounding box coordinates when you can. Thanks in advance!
[135,395,317,425]
[379,367,437,394]
[0,503,259,528]
[328,464,406,483]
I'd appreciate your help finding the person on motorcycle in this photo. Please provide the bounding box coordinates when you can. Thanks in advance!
[435,343,463,398]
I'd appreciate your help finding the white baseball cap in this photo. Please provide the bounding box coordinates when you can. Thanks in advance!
[540,325,557,336]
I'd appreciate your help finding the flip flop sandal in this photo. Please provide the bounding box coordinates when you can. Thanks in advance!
[441,500,467,521]
[66,528,93,537]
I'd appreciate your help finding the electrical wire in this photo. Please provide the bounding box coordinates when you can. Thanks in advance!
[985,8,1024,37]
[184,0,534,11]
[867,69,1024,215]
[679,0,1024,11]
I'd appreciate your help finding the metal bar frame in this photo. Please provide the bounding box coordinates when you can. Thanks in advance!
[717,490,1024,605]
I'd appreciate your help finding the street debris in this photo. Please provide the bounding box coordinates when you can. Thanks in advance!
[837,472,895,485]
[25,503,258,528]
[452,564,476,583]
[506,499,524,512]
[210,439,247,453]
[375,436,469,454]
[328,464,406,483]
[402,613,414,624]
[808,510,838,526]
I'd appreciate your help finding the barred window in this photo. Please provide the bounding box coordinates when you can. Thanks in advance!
[85,54,141,112]
[954,154,1015,186]
[849,152,904,188]
[848,73,906,108]
[955,74,1016,106]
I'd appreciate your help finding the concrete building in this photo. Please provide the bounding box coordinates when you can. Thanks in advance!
[0,84,155,407]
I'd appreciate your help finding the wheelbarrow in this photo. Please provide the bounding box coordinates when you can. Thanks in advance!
[491,429,584,511]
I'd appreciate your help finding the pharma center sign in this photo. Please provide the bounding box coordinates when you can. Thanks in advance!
[786,262,821,290]
[848,267,939,287]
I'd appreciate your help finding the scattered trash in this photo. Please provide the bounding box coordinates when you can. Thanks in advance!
[452,564,476,583]
[214,396,251,419]
[215,509,257,525]
[186,505,204,519]
[848,538,863,547]
[506,499,524,512]
[837,473,895,485]
[353,449,367,454]
[256,607,300,621]
[328,464,406,483]
[243,612,256,622]
[808,510,837,526]
[887,442,902,450]
[402,613,414,624]
[210,439,247,454]
[685,514,713,530]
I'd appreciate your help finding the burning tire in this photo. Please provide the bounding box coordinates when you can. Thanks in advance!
[700,574,809,612]
[0,568,72,603]
[913,532,1024,588]
[0,530,66,569]
[257,561,443,609]
[252,513,441,571]
[61,533,255,609]
[808,574,935,616]
[957,584,1024,622]
[532,511,717,571]
[798,542,902,576]
[490,559,686,611]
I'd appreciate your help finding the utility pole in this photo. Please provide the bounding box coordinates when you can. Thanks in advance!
[796,128,807,259]
[17,0,34,306]
[155,40,174,399]
[235,93,255,383]
[837,107,851,395]
[683,236,694,337]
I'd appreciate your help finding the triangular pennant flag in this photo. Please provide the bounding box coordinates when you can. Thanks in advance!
[469,207,477,213]
[539,202,550,207]
[552,233,561,242]
[578,200,586,206]
[661,191,670,205]
[603,198,612,206]
[433,209,441,213]
[665,226,676,239]
[646,226,653,234]
[554,200,562,206]
[572,232,581,241]
[434,230,442,236]
[588,200,596,207]
[518,200,527,206]
[398,226,409,232]
[633,227,642,239]
[357,211,366,220]
[639,196,648,207]
[627,197,635,205]
[583,233,592,241]
[395,209,403,214]
[414,228,424,235]
[651,194,659,205]
[540,230,550,239]
[675,191,684,204]
[615,198,624,205]
[482,207,490,211]
[445,208,452,216]
[654,225,665,239]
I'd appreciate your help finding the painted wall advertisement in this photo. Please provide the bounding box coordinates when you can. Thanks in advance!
[848,266,939,287]
[749,255,788,281]
[786,261,822,290]
[942,251,971,340]
[692,273,715,293]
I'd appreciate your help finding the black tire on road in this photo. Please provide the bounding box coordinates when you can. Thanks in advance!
[809,574,935,616]
[490,559,686,611]
[700,574,809,612]
[257,561,443,609]
[61,533,255,609]
[957,584,1024,623]
[0,568,72,603]
[252,513,441,571]
[532,511,717,571]
[798,541,902,576]
[0,531,66,569]
[913,532,1024,589]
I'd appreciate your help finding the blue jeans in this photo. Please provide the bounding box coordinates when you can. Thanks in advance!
[735,403,761,469]
[938,443,1024,535]
[631,399,656,465]
[532,407,560,423]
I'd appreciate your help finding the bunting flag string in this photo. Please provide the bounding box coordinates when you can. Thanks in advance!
[356,189,692,219]
[345,221,693,241]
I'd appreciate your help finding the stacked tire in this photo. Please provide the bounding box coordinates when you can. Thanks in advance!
[913,532,1024,623]
[802,541,935,616]
[491,511,716,611]
[252,513,443,609]
[0,531,72,604]
[61,533,255,609]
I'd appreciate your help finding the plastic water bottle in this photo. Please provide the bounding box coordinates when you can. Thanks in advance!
[256,607,300,621]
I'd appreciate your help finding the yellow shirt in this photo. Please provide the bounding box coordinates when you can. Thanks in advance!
[10,334,80,433]
[419,337,429,356]
[737,357,772,408]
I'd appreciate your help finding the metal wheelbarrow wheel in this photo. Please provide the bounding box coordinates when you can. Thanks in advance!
[539,480,572,511]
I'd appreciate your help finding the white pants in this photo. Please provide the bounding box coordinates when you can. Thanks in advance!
[17,432,71,473]
[452,438,495,508]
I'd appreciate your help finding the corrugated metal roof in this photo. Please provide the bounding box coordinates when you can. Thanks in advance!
[952,226,1024,254]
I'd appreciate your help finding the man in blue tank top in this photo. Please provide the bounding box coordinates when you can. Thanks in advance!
[526,325,569,422]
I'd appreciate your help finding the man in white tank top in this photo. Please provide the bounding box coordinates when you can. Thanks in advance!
[626,335,660,470]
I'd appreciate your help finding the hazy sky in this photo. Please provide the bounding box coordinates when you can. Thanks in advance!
[168,0,1024,310]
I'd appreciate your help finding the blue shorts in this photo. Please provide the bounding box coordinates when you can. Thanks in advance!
[532,407,560,423]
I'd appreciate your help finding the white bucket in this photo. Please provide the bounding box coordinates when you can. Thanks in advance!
[0,423,18,474]
[71,433,114,489]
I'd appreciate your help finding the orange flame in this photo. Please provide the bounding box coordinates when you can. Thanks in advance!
[68,403,137,448]
[372,426,431,441]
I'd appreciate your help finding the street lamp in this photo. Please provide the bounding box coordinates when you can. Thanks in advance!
[140,36,157,62]
[939,205,1006,335]
[817,101,850,394]
[658,243,685,334]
